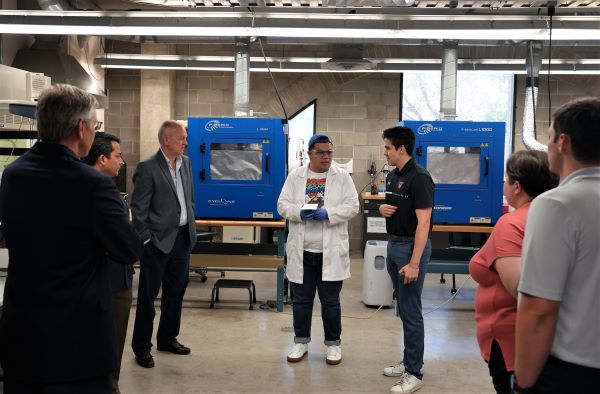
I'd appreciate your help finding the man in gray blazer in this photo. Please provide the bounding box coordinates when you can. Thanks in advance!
[130,120,196,368]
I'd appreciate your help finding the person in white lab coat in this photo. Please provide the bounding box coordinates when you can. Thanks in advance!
[277,134,359,366]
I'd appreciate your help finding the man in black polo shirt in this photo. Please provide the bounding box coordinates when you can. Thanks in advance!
[378,126,434,394]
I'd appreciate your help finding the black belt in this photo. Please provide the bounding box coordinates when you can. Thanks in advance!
[388,234,415,242]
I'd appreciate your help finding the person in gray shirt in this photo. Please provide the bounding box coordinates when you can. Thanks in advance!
[514,97,600,394]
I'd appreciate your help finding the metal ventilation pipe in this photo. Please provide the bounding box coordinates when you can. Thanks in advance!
[233,37,251,117]
[37,1,87,47]
[522,41,547,151]
[439,40,458,120]
[37,0,73,11]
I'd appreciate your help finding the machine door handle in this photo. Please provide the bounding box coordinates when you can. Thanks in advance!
[199,169,205,181]
[416,146,423,157]
[200,143,205,153]
[484,157,489,176]
[265,153,270,173]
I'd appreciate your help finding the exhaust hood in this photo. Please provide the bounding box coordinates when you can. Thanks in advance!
[12,48,108,108]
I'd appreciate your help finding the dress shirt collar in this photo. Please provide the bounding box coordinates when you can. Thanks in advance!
[159,147,181,170]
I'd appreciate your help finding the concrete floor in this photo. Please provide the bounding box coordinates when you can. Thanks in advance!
[117,256,494,394]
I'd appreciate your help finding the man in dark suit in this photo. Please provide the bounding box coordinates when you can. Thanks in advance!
[130,120,196,368]
[0,84,142,394]
[82,132,133,394]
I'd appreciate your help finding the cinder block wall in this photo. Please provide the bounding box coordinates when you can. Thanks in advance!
[105,68,141,196]
[173,71,400,252]
[105,43,599,252]
[513,75,600,151]
[105,41,142,196]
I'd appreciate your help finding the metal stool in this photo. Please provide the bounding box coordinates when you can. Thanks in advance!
[210,279,256,310]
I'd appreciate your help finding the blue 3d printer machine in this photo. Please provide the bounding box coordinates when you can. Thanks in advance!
[403,120,506,225]
[188,117,287,220]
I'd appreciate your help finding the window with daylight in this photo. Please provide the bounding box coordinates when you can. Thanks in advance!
[402,71,515,164]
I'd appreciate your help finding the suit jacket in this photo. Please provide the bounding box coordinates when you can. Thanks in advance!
[130,150,196,254]
[108,194,135,293]
[0,142,142,383]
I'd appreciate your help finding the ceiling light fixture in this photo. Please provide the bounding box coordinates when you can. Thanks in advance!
[97,54,600,65]
[3,25,598,41]
[0,10,598,42]
[96,58,600,74]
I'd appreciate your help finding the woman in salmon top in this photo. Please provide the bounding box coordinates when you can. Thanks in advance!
[469,150,558,394]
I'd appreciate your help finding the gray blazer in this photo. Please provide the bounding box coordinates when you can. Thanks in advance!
[131,150,196,254]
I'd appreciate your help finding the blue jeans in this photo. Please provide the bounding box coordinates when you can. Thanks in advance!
[290,251,343,346]
[387,238,431,379]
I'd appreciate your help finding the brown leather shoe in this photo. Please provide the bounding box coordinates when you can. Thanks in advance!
[157,341,191,355]
[135,352,155,368]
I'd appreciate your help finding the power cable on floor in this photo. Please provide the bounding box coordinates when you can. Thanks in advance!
[423,275,472,316]
[343,304,386,320]
[260,300,387,320]
[259,275,472,319]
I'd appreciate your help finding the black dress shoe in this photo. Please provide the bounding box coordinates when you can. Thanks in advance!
[135,353,155,368]
[157,341,191,355]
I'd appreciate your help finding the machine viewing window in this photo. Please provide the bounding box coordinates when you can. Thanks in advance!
[426,146,481,185]
[210,143,263,181]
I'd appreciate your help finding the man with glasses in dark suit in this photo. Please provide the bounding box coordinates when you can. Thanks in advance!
[0,84,142,394]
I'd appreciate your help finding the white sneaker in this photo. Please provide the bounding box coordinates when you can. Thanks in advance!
[326,345,342,365]
[383,360,424,377]
[286,343,308,362]
[390,373,424,394]
[383,361,405,377]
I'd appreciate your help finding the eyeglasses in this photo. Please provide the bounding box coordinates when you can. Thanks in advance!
[312,149,334,158]
[81,118,103,131]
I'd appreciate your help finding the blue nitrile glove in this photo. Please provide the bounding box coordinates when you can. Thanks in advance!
[300,210,314,221]
[312,207,328,221]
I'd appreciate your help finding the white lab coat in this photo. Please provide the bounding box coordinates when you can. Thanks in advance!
[277,164,359,283]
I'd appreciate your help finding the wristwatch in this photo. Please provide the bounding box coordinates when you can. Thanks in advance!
[510,373,536,394]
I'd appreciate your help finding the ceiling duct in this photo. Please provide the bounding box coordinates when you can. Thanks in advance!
[439,40,458,120]
[28,0,108,107]
[37,0,92,48]
[380,0,416,5]
[36,0,73,11]
[234,37,251,117]
[107,0,415,8]
[321,44,376,72]
[522,40,546,151]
